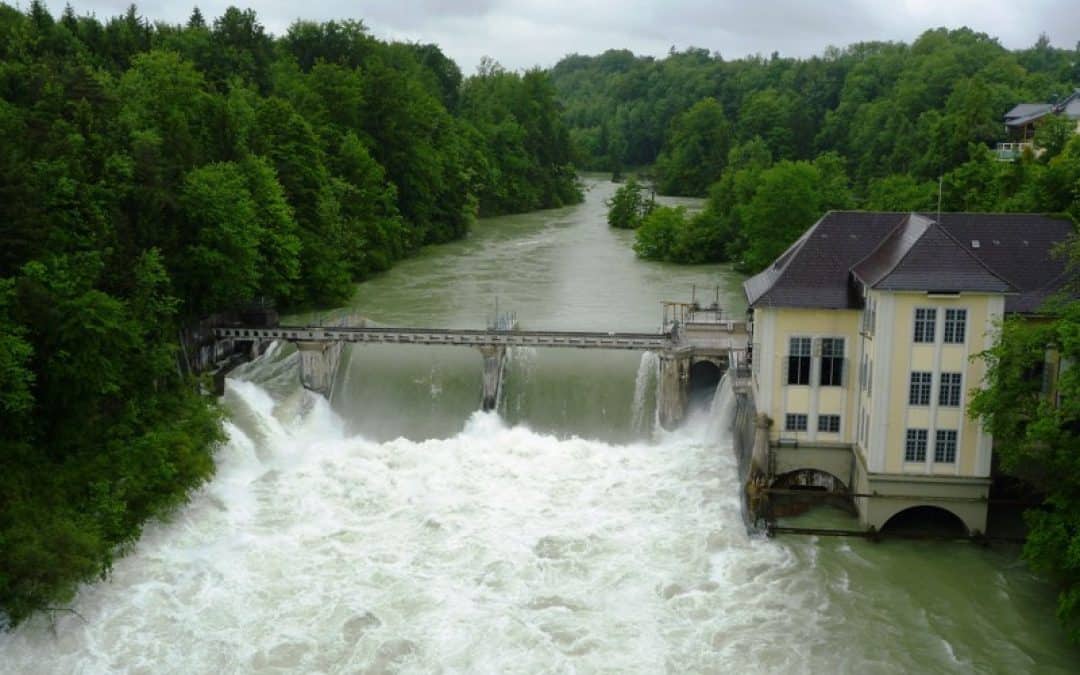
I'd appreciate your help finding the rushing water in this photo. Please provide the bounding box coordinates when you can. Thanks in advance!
[2,177,1077,673]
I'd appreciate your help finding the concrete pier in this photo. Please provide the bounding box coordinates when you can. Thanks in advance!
[478,345,507,411]
[297,341,344,398]
[658,353,690,429]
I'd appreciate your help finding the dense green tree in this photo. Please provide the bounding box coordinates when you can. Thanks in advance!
[970,294,1080,642]
[460,65,581,215]
[738,155,854,272]
[864,174,938,211]
[654,98,731,196]
[633,206,687,259]
[177,162,262,314]
[1035,114,1077,159]
[606,177,654,229]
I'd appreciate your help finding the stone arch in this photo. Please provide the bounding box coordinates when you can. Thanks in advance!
[880,505,968,537]
[767,468,852,519]
[771,468,848,494]
[688,359,722,394]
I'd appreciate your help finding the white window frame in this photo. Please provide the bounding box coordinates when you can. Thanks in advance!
[934,429,958,463]
[818,414,841,433]
[785,413,808,432]
[914,308,937,343]
[939,372,962,407]
[786,337,812,386]
[905,428,928,462]
[819,337,845,387]
[909,371,932,406]
[943,309,967,344]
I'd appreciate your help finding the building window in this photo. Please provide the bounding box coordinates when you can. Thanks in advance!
[820,338,845,386]
[935,430,958,463]
[939,372,962,407]
[914,308,937,343]
[785,414,808,432]
[905,429,928,462]
[818,414,841,433]
[943,309,967,344]
[787,337,811,385]
[909,372,932,406]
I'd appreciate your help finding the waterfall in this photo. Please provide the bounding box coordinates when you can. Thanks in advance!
[498,346,537,416]
[630,351,660,433]
[706,372,736,441]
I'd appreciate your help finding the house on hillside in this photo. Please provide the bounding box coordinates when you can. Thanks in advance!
[743,211,1074,535]
[997,89,1080,160]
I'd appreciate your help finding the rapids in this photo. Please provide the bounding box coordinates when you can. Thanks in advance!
[1,176,1076,673]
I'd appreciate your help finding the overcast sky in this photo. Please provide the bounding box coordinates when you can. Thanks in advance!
[50,1,1080,73]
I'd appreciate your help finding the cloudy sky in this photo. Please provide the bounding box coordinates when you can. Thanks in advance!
[54,1,1080,73]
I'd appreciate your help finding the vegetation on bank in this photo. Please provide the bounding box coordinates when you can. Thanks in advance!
[971,283,1080,642]
[571,31,1080,271]
[0,1,579,628]
[605,178,654,229]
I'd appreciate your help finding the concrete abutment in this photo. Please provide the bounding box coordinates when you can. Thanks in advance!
[297,341,345,399]
[740,412,991,537]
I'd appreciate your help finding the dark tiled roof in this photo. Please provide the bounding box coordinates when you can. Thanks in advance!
[743,211,1075,313]
[937,212,1076,312]
[1004,103,1052,120]
[1004,90,1080,125]
[1004,104,1052,127]
[744,212,905,309]
[852,214,1013,293]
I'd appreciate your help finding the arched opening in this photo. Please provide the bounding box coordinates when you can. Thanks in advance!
[768,469,852,518]
[772,468,847,493]
[688,360,722,409]
[881,505,968,538]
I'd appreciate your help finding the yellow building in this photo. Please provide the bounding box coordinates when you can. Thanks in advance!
[744,211,1074,534]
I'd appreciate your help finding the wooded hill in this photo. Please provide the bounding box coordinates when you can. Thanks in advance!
[551,31,1080,271]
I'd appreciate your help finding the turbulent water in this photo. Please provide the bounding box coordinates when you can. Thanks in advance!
[2,177,1076,673]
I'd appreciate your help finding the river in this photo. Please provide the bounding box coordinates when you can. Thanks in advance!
[1,176,1076,673]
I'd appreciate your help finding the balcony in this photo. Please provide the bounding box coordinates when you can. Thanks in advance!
[995,141,1035,161]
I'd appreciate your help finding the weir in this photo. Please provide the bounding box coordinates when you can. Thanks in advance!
[205,300,748,428]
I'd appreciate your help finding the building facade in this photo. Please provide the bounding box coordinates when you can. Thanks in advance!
[744,211,1074,534]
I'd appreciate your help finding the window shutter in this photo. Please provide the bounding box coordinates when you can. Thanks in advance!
[782,356,789,384]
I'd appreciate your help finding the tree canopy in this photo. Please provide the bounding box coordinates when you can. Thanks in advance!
[576,32,1080,272]
[970,254,1080,641]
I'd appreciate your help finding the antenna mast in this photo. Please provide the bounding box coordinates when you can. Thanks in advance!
[937,175,943,223]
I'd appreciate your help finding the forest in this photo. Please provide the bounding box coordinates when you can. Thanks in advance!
[554,32,1080,271]
[0,2,580,627]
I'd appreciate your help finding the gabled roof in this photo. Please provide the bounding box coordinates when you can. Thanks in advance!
[1004,103,1052,123]
[743,211,1075,313]
[1004,90,1080,126]
[851,214,1014,293]
[743,212,905,309]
